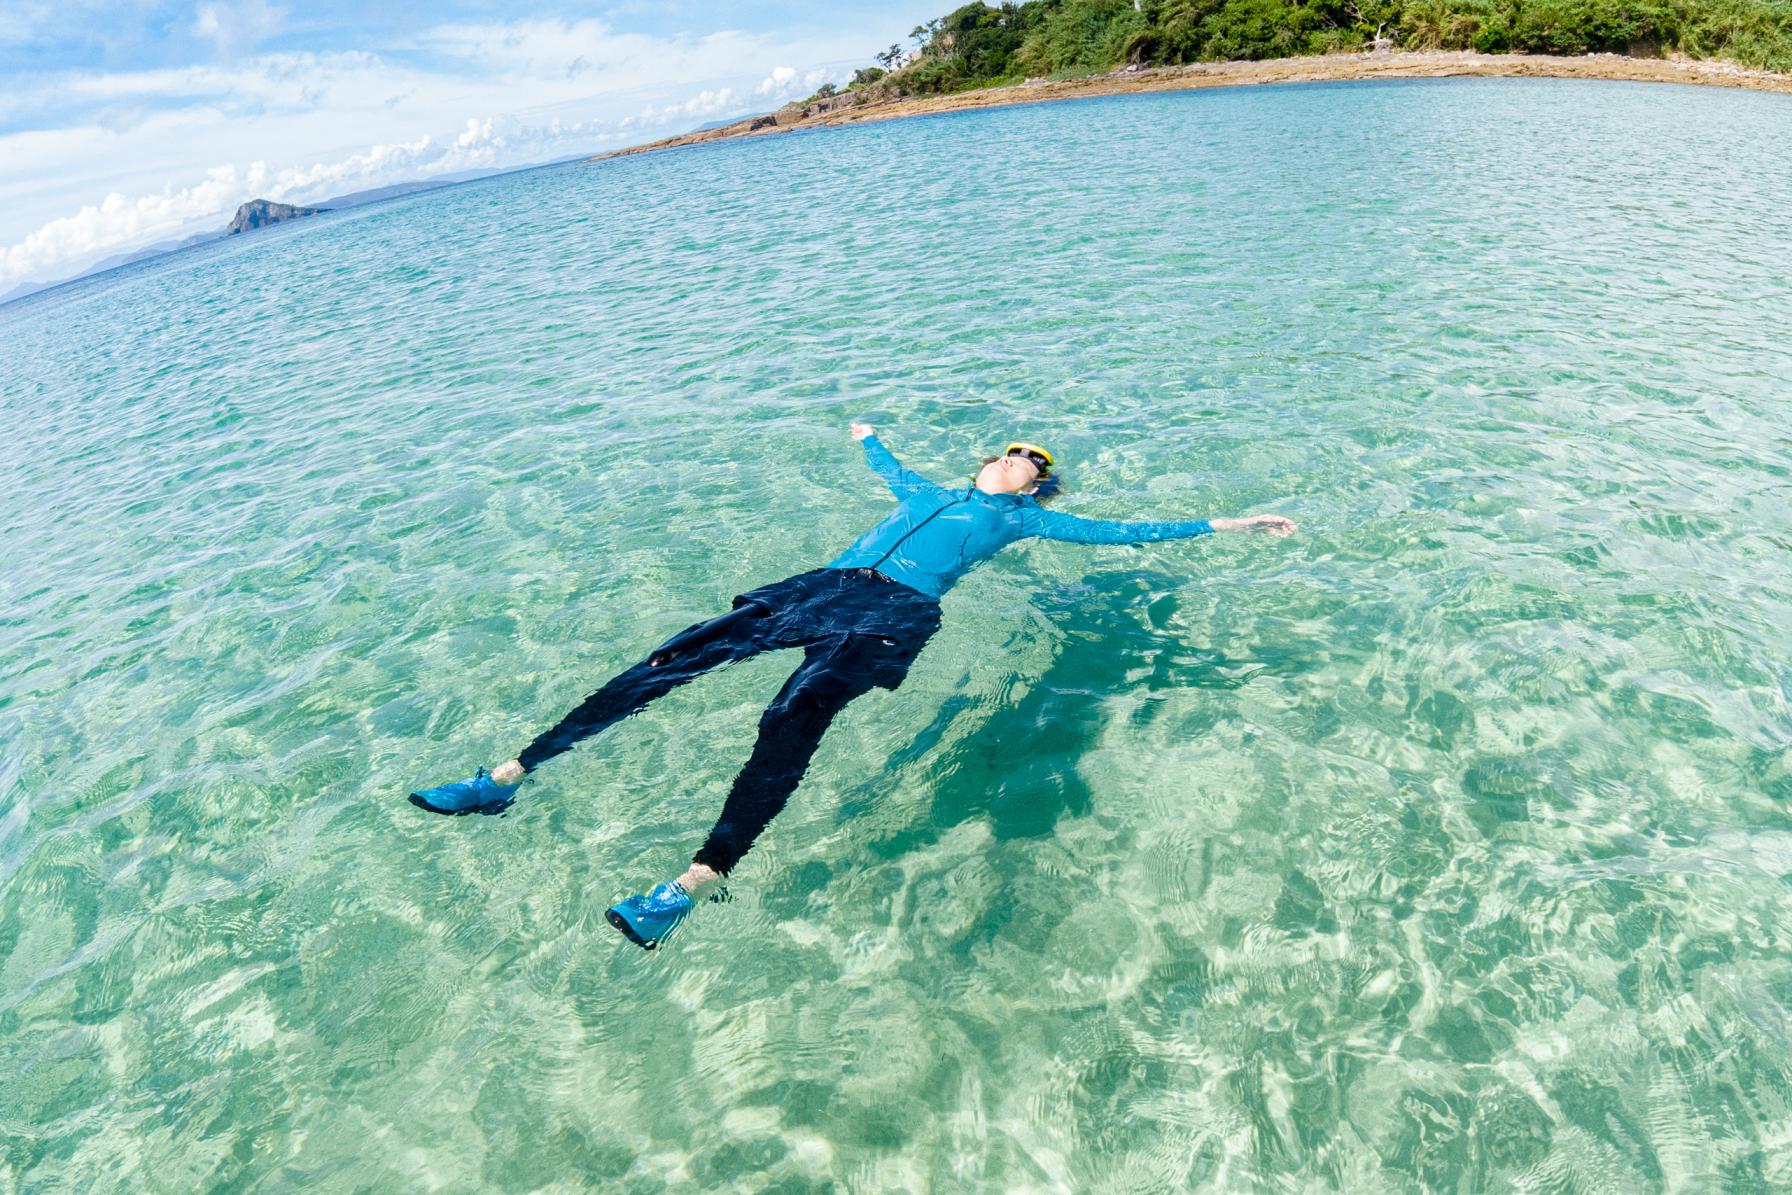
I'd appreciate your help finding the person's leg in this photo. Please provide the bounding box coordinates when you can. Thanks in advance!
[693,621,945,883]
[507,598,774,777]
[605,576,940,947]
[411,597,783,813]
[605,637,887,946]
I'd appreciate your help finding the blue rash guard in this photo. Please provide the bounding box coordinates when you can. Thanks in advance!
[824,434,1214,599]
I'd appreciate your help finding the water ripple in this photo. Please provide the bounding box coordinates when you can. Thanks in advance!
[2,77,1791,1191]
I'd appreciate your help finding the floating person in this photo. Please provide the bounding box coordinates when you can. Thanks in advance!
[411,423,1298,948]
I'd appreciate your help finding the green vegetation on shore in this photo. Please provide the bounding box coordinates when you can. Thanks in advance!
[814,0,1791,104]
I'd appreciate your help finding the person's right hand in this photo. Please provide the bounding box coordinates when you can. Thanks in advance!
[850,421,874,441]
[1212,514,1298,537]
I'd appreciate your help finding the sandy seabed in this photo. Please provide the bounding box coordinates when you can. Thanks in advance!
[595,50,1792,160]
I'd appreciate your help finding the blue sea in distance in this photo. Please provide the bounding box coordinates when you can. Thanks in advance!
[4,77,1792,1191]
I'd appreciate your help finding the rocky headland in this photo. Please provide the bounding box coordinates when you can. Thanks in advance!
[593,51,1792,162]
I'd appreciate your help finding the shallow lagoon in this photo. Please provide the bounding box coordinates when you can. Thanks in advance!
[4,77,1792,1191]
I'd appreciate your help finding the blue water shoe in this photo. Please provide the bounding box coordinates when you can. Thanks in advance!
[606,881,694,950]
[409,766,519,815]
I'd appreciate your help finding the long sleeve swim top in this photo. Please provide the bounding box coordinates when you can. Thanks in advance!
[824,434,1214,598]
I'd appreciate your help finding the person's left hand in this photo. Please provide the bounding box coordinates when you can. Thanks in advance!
[850,421,874,441]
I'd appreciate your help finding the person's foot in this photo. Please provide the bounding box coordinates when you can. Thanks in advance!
[408,766,520,815]
[606,881,694,950]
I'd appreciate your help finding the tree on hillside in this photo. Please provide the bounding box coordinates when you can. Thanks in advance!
[941,1,1028,75]
[877,0,1792,90]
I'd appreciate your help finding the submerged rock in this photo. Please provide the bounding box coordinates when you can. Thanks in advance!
[226,199,326,236]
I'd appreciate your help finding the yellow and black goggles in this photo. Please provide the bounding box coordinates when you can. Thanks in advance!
[1004,441,1055,475]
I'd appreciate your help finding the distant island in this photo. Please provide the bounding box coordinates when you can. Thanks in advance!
[1,172,505,306]
[227,199,328,236]
[599,0,1792,160]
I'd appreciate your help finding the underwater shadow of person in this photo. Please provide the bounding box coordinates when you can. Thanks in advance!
[847,568,1281,860]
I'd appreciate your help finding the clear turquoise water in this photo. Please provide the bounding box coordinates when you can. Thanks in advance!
[4,76,1792,1191]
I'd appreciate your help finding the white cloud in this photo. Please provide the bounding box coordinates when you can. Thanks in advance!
[0,10,922,289]
[0,0,114,48]
[0,4,51,45]
[753,63,845,103]
[618,86,742,129]
[414,18,771,84]
[671,86,734,119]
[756,65,796,96]
[3,164,269,286]
[0,129,492,287]
[45,51,387,111]
[192,0,289,57]
[1,93,731,288]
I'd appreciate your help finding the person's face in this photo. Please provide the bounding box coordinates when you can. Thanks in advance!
[976,452,1040,495]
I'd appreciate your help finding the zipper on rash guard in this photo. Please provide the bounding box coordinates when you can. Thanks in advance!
[868,488,973,576]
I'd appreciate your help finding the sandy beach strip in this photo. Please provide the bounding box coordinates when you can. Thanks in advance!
[592,50,1792,161]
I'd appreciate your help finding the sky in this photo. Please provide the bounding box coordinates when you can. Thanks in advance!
[0,1,946,292]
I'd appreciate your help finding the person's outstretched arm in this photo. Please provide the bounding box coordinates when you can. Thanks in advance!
[1022,506,1297,544]
[850,422,944,499]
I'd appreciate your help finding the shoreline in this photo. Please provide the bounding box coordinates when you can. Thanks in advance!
[592,50,1792,161]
